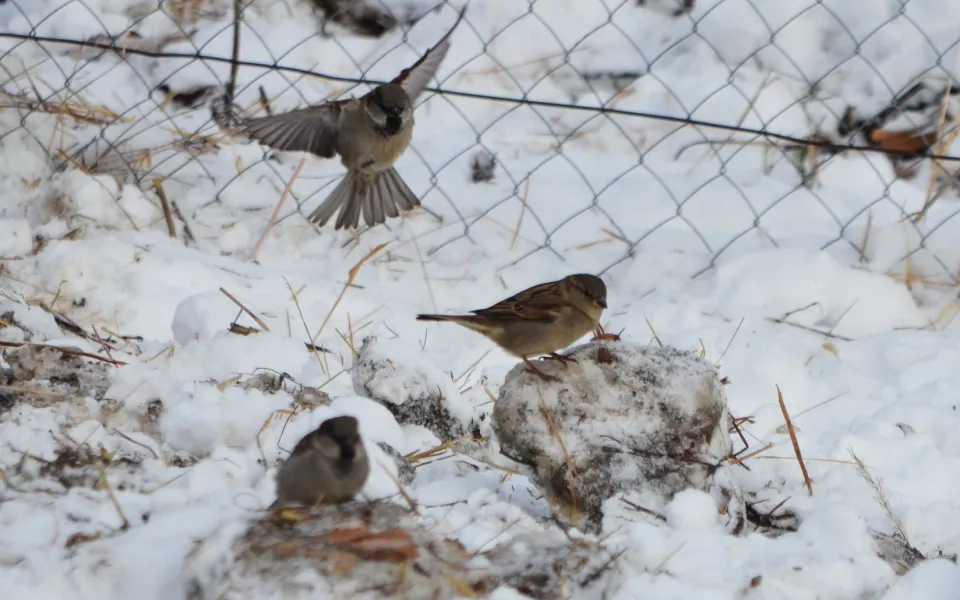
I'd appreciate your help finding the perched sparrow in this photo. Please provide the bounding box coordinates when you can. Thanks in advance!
[417,274,608,380]
[269,415,370,509]
[231,7,465,231]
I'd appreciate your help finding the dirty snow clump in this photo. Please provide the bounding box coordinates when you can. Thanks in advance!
[352,336,479,441]
[493,342,731,531]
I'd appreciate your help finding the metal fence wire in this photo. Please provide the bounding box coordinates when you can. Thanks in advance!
[2,0,960,282]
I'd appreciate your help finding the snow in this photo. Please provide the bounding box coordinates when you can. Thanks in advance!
[2,0,960,597]
[664,489,720,530]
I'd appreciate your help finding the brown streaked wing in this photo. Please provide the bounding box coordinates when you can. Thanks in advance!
[286,429,321,458]
[470,281,566,323]
[393,6,466,103]
[240,102,344,158]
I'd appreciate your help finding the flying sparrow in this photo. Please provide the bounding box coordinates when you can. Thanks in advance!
[269,415,370,509]
[416,274,608,381]
[229,7,465,231]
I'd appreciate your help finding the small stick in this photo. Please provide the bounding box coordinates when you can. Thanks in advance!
[219,287,270,331]
[250,158,306,262]
[777,385,813,496]
[90,325,116,365]
[765,317,853,342]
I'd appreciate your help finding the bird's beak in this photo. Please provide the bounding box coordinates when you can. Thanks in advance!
[597,298,607,309]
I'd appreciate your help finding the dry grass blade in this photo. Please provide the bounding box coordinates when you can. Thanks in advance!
[727,442,774,466]
[0,384,72,399]
[643,315,663,347]
[111,428,160,460]
[152,179,177,238]
[914,50,960,223]
[310,242,388,345]
[0,340,125,365]
[95,458,131,530]
[848,448,916,550]
[376,458,420,515]
[250,158,306,262]
[510,176,532,249]
[537,390,578,516]
[0,91,124,125]
[284,277,328,363]
[406,439,456,463]
[777,385,813,496]
[219,287,271,331]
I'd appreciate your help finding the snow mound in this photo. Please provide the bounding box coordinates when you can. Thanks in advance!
[493,341,731,531]
[352,336,479,441]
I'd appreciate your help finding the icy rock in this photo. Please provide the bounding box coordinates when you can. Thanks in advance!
[492,342,731,531]
[187,503,621,599]
[377,442,416,485]
[352,336,478,441]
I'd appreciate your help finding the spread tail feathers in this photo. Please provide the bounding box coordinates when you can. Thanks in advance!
[307,167,420,230]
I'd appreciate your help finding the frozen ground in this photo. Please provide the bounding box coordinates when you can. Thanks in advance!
[3,0,960,597]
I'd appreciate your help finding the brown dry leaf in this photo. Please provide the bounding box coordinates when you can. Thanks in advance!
[65,532,102,548]
[821,342,839,356]
[319,527,370,544]
[322,527,419,562]
[869,128,939,154]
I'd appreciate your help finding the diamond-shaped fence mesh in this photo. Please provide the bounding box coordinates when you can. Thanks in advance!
[3,0,960,283]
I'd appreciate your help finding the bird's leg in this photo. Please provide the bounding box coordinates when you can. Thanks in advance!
[522,357,558,382]
[544,352,578,366]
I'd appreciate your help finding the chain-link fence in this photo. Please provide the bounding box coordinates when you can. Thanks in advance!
[2,0,960,283]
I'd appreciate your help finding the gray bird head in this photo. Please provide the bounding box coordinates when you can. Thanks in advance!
[565,274,607,310]
[365,83,412,135]
[313,415,364,461]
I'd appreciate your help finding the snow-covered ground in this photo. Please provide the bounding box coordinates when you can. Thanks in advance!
[3,0,960,597]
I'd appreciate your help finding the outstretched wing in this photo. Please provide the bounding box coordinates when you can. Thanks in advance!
[237,102,344,158]
[393,5,466,103]
[470,280,566,323]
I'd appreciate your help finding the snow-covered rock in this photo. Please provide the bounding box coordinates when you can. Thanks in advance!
[492,342,731,531]
[186,502,620,599]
